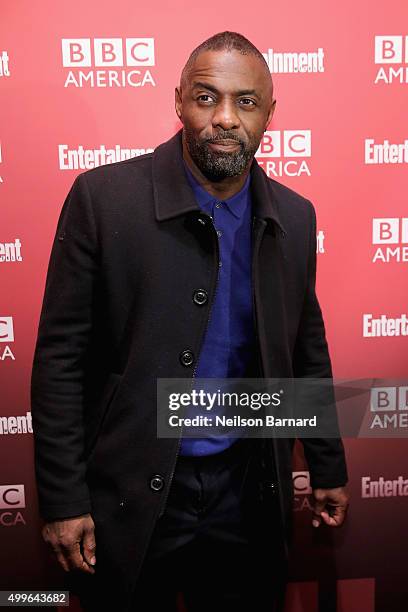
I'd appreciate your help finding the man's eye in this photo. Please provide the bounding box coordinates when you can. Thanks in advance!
[239,98,256,106]
[197,94,214,102]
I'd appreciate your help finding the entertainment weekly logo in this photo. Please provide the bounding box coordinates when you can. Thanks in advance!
[370,386,408,430]
[374,35,408,84]
[371,218,408,263]
[316,230,325,254]
[362,475,408,498]
[0,50,10,77]
[0,412,32,435]
[0,316,15,362]
[58,144,154,170]
[262,48,324,73]
[365,138,408,164]
[0,484,26,527]
[363,313,408,337]
[61,38,156,88]
[255,130,311,178]
[0,239,23,263]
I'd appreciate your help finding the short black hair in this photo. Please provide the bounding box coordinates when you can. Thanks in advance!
[180,31,271,89]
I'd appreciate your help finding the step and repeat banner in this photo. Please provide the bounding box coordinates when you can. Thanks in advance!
[1,1,407,610]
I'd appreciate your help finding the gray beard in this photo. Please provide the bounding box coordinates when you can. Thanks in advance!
[183,129,257,181]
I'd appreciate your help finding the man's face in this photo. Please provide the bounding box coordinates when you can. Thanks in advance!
[175,49,275,181]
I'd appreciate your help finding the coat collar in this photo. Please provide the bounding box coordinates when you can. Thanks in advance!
[152,130,285,232]
[182,158,251,220]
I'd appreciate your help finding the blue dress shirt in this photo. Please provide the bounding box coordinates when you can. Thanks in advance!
[180,162,256,456]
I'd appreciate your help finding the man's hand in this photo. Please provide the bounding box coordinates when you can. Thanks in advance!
[41,513,96,574]
[311,486,349,528]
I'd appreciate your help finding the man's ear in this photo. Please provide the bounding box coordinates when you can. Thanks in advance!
[175,86,182,121]
[265,98,276,130]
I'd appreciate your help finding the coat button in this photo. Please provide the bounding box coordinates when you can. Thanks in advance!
[263,481,278,495]
[150,475,164,492]
[179,350,194,367]
[193,289,208,306]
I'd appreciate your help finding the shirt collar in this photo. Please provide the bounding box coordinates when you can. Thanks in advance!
[182,159,251,219]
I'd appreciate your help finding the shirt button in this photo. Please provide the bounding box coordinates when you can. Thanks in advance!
[150,475,165,492]
[218,261,222,267]
[179,349,194,367]
[217,230,222,237]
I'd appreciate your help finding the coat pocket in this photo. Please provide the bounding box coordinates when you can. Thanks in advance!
[85,372,123,462]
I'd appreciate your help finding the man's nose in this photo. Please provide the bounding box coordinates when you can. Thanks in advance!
[212,99,240,131]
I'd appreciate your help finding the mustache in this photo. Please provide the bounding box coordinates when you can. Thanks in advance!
[203,133,244,145]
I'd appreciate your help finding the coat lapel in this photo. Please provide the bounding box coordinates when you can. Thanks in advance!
[152,131,200,222]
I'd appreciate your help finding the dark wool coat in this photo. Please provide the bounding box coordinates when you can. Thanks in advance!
[31,130,347,611]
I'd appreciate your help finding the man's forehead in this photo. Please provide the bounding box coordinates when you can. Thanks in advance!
[184,49,271,92]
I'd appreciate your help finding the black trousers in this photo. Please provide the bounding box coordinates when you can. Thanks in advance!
[132,438,287,611]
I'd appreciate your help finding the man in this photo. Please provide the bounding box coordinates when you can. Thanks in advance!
[31,31,349,612]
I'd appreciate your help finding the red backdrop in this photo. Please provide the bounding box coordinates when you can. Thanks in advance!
[1,1,407,610]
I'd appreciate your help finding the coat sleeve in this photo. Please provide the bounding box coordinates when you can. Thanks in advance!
[31,173,98,521]
[292,201,348,490]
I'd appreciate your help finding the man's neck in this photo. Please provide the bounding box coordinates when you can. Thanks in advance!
[182,138,251,201]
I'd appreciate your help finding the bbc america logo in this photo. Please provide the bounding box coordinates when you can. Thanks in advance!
[293,471,313,512]
[371,387,408,412]
[0,316,15,362]
[374,35,408,84]
[0,317,14,342]
[255,130,311,177]
[371,218,408,263]
[0,484,26,527]
[61,38,156,88]
[370,387,408,430]
[293,471,312,495]
[0,484,25,508]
